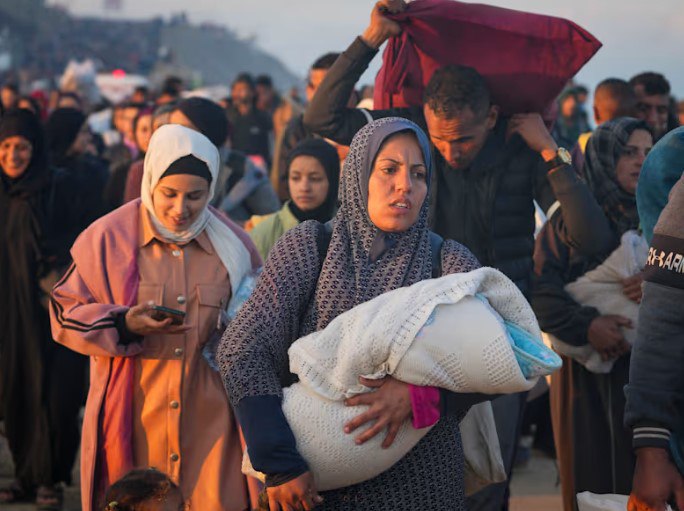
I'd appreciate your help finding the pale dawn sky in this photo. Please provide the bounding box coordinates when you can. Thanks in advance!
[49,0,684,97]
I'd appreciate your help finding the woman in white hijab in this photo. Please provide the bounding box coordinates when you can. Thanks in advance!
[50,124,261,511]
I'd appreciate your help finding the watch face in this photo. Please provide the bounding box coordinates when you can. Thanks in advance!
[558,147,572,165]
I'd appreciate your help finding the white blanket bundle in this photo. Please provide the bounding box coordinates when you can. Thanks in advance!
[544,230,648,373]
[244,267,560,490]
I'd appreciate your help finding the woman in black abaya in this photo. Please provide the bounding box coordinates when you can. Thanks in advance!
[0,109,85,510]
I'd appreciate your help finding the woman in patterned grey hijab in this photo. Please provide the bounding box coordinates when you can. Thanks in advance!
[219,117,480,510]
[583,117,652,236]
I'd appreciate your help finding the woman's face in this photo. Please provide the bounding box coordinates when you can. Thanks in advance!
[0,135,33,179]
[615,129,653,195]
[135,113,153,153]
[288,155,330,212]
[69,124,92,156]
[153,112,171,132]
[152,173,210,232]
[367,132,428,232]
[168,110,197,131]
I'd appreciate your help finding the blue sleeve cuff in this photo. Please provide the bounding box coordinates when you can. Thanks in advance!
[235,394,309,476]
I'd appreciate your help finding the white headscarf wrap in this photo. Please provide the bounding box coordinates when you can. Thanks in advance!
[141,124,252,302]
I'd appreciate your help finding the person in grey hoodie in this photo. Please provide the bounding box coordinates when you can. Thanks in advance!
[624,126,684,511]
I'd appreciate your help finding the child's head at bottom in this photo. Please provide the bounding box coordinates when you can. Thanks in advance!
[104,468,183,511]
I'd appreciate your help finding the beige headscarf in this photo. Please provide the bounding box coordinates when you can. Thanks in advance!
[141,124,252,301]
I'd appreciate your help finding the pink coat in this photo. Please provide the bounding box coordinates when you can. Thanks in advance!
[50,199,261,511]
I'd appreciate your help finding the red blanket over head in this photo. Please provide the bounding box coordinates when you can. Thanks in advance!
[374,0,602,115]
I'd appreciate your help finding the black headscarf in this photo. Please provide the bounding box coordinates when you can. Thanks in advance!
[175,97,229,148]
[286,138,340,223]
[0,108,53,486]
[583,117,651,235]
[45,107,86,167]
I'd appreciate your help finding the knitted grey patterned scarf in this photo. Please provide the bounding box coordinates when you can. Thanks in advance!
[306,117,436,331]
[583,117,649,235]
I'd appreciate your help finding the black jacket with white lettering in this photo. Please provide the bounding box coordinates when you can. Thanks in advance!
[625,175,684,450]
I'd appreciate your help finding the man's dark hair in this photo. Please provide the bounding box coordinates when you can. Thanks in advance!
[133,85,149,95]
[232,72,255,90]
[161,76,183,97]
[595,78,636,104]
[629,72,671,96]
[575,85,589,96]
[311,53,341,71]
[57,91,83,106]
[594,78,637,121]
[424,65,491,118]
[104,468,179,511]
[255,74,273,88]
[2,83,19,93]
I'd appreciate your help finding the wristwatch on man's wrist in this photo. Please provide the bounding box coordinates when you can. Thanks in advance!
[545,147,572,171]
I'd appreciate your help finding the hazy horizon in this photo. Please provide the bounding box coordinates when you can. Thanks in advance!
[49,0,684,97]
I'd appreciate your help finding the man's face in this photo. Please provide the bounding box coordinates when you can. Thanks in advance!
[423,104,497,170]
[633,84,669,139]
[306,69,328,103]
[232,82,254,107]
[560,95,578,119]
[256,84,274,106]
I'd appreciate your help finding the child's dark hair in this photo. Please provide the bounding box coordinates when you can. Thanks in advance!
[104,468,179,511]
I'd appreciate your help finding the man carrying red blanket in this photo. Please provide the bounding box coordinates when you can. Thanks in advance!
[303,1,614,509]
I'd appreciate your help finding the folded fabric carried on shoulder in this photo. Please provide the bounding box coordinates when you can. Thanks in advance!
[374,0,602,115]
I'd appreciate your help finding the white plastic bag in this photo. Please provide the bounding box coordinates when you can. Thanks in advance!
[576,492,672,511]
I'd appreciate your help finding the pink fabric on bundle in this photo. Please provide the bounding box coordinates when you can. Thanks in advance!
[374,0,602,115]
[409,384,442,429]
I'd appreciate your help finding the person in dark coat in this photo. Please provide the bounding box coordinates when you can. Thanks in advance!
[302,1,614,508]
[624,127,684,511]
[227,73,274,168]
[273,52,342,201]
[46,107,109,226]
[532,118,653,510]
[0,109,86,509]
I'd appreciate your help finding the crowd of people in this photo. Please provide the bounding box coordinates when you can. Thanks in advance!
[0,1,683,511]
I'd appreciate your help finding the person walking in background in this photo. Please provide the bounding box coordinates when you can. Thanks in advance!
[572,78,638,171]
[227,73,273,168]
[273,52,359,201]
[123,104,175,203]
[551,89,584,150]
[533,118,653,511]
[103,101,145,211]
[0,109,85,510]
[46,107,110,226]
[249,138,340,260]
[624,127,684,511]
[630,72,672,142]
[50,125,261,511]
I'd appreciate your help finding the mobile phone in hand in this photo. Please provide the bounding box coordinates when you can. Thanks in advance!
[150,305,186,326]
